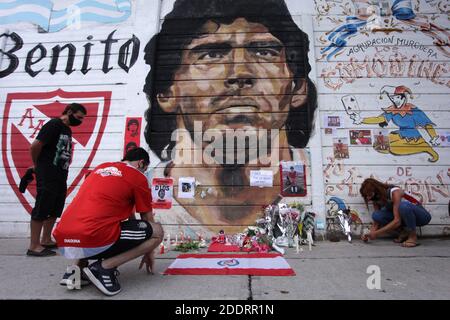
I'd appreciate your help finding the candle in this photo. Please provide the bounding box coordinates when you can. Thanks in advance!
[166,233,171,250]
[307,230,312,251]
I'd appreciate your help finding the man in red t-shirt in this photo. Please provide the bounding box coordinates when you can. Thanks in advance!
[287,166,298,194]
[53,148,164,296]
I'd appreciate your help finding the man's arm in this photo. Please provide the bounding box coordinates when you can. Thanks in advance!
[30,139,44,168]
[139,210,155,224]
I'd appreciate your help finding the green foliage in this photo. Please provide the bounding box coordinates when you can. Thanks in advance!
[174,240,200,252]
[289,201,305,213]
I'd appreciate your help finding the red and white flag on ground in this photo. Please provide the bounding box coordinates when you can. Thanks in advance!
[163,253,295,276]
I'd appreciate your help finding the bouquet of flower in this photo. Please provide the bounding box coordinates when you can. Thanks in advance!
[241,226,272,253]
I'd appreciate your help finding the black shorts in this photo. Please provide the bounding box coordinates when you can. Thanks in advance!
[87,220,153,260]
[31,174,67,221]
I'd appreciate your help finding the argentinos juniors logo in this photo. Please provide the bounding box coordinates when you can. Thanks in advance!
[217,259,240,267]
[1,89,111,213]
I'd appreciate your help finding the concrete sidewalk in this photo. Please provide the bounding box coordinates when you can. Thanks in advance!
[0,238,449,300]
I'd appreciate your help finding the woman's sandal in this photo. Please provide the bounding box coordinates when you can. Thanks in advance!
[394,230,409,243]
[394,236,408,243]
[401,241,421,248]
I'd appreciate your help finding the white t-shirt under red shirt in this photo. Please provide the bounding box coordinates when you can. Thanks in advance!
[53,162,152,259]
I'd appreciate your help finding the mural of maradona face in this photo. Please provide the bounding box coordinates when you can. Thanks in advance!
[143,0,317,232]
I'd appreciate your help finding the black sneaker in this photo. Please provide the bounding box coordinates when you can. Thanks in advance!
[83,260,121,296]
[59,267,91,287]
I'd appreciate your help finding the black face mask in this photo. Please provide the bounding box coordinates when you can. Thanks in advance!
[69,113,82,126]
[371,194,380,202]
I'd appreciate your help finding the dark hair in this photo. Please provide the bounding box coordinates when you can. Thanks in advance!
[63,103,87,115]
[127,119,139,129]
[122,147,150,165]
[143,0,317,159]
[360,178,395,209]
[125,141,138,151]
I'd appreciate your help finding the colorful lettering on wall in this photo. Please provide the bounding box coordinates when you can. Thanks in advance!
[318,0,449,60]
[323,157,449,205]
[1,89,111,213]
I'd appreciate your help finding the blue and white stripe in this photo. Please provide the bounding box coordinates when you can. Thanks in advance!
[321,16,367,60]
[321,0,417,60]
[391,0,416,20]
[0,0,53,30]
[0,0,131,32]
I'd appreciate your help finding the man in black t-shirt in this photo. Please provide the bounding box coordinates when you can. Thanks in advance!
[27,103,86,257]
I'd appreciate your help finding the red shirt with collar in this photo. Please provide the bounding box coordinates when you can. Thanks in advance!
[53,162,152,248]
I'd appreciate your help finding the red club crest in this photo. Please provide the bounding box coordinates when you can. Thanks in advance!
[1,89,111,213]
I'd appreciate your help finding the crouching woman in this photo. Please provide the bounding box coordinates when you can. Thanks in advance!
[359,178,431,247]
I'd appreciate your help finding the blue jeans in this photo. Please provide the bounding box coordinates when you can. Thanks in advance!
[372,201,431,231]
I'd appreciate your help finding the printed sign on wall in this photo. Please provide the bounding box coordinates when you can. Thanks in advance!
[151,178,173,209]
[123,117,141,156]
[250,170,274,188]
[280,161,306,197]
[333,137,350,159]
[349,130,372,145]
[178,177,195,199]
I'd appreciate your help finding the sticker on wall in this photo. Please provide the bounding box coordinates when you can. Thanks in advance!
[372,130,390,153]
[324,128,334,135]
[280,162,306,197]
[178,177,195,199]
[123,117,141,156]
[250,170,273,188]
[333,137,349,159]
[323,115,343,128]
[151,178,173,209]
[349,130,372,145]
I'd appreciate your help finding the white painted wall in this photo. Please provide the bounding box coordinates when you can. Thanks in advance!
[0,0,448,237]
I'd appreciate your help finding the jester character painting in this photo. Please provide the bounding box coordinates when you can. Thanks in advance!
[352,85,440,162]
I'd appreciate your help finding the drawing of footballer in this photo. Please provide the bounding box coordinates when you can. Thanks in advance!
[342,85,440,162]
